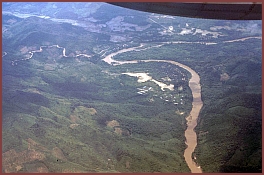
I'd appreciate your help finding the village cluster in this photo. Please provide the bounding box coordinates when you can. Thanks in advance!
[136,85,186,106]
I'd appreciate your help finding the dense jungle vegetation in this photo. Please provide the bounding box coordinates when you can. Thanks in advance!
[2,2,262,173]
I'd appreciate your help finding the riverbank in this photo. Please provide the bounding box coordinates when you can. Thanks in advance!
[102,47,203,173]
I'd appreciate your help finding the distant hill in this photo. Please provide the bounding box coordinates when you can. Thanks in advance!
[2,2,262,173]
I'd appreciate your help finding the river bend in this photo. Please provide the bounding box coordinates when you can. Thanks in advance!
[102,45,203,173]
[8,36,261,172]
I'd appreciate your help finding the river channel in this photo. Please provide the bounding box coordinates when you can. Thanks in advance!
[9,36,261,172]
[102,45,203,173]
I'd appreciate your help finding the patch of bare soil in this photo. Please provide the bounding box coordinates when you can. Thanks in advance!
[220,72,230,81]
[114,127,123,135]
[106,120,120,128]
[69,123,80,129]
[2,149,46,173]
[28,88,41,94]
[126,160,130,169]
[36,164,49,173]
[106,120,132,136]
[70,115,81,124]
[25,162,49,173]
[69,107,97,129]
[2,138,69,173]
[52,147,67,161]
[106,120,122,135]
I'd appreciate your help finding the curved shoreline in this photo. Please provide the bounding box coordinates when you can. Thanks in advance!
[145,60,202,173]
[10,36,261,172]
[103,48,203,172]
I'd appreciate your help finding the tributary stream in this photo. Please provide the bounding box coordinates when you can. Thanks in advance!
[10,36,261,173]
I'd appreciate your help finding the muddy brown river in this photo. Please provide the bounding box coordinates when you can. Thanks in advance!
[10,37,262,173]
[5,10,260,170]
[103,46,203,173]
[12,37,260,172]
